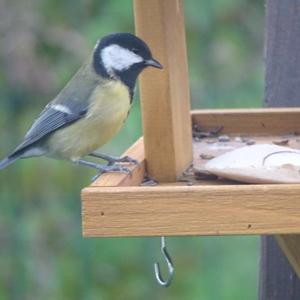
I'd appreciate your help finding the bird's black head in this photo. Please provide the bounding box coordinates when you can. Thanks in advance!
[93,33,162,93]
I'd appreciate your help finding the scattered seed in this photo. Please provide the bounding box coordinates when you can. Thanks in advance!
[273,139,289,146]
[193,168,218,180]
[140,175,158,186]
[192,125,224,138]
[200,153,215,160]
[218,135,230,142]
[212,126,224,134]
[246,139,255,145]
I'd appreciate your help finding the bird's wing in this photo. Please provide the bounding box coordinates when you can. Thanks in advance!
[11,101,88,156]
[8,59,101,157]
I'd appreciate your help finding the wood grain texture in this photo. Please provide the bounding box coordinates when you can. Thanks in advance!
[91,137,145,187]
[192,108,300,135]
[82,184,300,237]
[134,0,192,182]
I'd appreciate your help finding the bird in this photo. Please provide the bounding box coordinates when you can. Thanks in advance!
[0,33,162,178]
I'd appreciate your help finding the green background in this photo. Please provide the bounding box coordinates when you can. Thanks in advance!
[0,0,263,299]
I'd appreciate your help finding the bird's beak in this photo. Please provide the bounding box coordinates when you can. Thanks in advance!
[145,58,163,69]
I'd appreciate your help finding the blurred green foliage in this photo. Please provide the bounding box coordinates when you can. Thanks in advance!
[0,0,263,299]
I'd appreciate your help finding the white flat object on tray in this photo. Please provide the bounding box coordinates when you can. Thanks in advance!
[205,144,300,183]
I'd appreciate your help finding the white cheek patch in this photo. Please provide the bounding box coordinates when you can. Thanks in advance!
[101,44,143,75]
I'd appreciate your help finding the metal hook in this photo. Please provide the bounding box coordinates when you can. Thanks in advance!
[154,236,174,287]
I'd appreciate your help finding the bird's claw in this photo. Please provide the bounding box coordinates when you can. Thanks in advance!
[105,155,139,167]
[105,164,132,174]
[90,153,140,167]
[113,155,140,166]
[91,164,132,182]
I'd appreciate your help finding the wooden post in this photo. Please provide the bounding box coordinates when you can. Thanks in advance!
[259,237,300,300]
[133,0,193,182]
[259,0,300,298]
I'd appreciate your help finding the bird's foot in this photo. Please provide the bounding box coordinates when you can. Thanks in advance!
[76,159,131,182]
[107,155,139,166]
[91,164,131,182]
[89,153,140,166]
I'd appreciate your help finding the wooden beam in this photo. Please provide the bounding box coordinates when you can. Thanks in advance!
[82,184,300,237]
[134,0,192,182]
[192,108,300,135]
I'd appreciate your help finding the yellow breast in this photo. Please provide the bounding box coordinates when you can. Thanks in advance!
[48,80,131,160]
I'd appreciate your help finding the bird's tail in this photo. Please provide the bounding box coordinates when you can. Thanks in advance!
[0,155,19,170]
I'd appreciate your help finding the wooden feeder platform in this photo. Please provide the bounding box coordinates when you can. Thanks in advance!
[82,108,300,239]
[81,0,300,282]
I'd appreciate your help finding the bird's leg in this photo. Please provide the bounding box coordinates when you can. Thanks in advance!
[89,153,139,166]
[75,159,131,181]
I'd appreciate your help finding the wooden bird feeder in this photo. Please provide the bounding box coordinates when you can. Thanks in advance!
[81,0,300,286]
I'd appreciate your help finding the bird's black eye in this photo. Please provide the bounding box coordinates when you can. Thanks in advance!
[132,48,139,54]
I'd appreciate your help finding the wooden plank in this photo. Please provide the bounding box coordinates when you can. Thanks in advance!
[82,184,300,237]
[134,0,193,182]
[192,108,300,135]
[275,235,300,279]
[91,137,145,187]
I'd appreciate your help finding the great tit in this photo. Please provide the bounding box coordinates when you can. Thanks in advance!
[0,33,162,176]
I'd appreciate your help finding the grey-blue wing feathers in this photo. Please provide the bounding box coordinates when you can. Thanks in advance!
[0,156,19,169]
[0,101,89,169]
[0,103,87,170]
[10,104,87,157]
[0,62,100,169]
[14,106,86,152]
